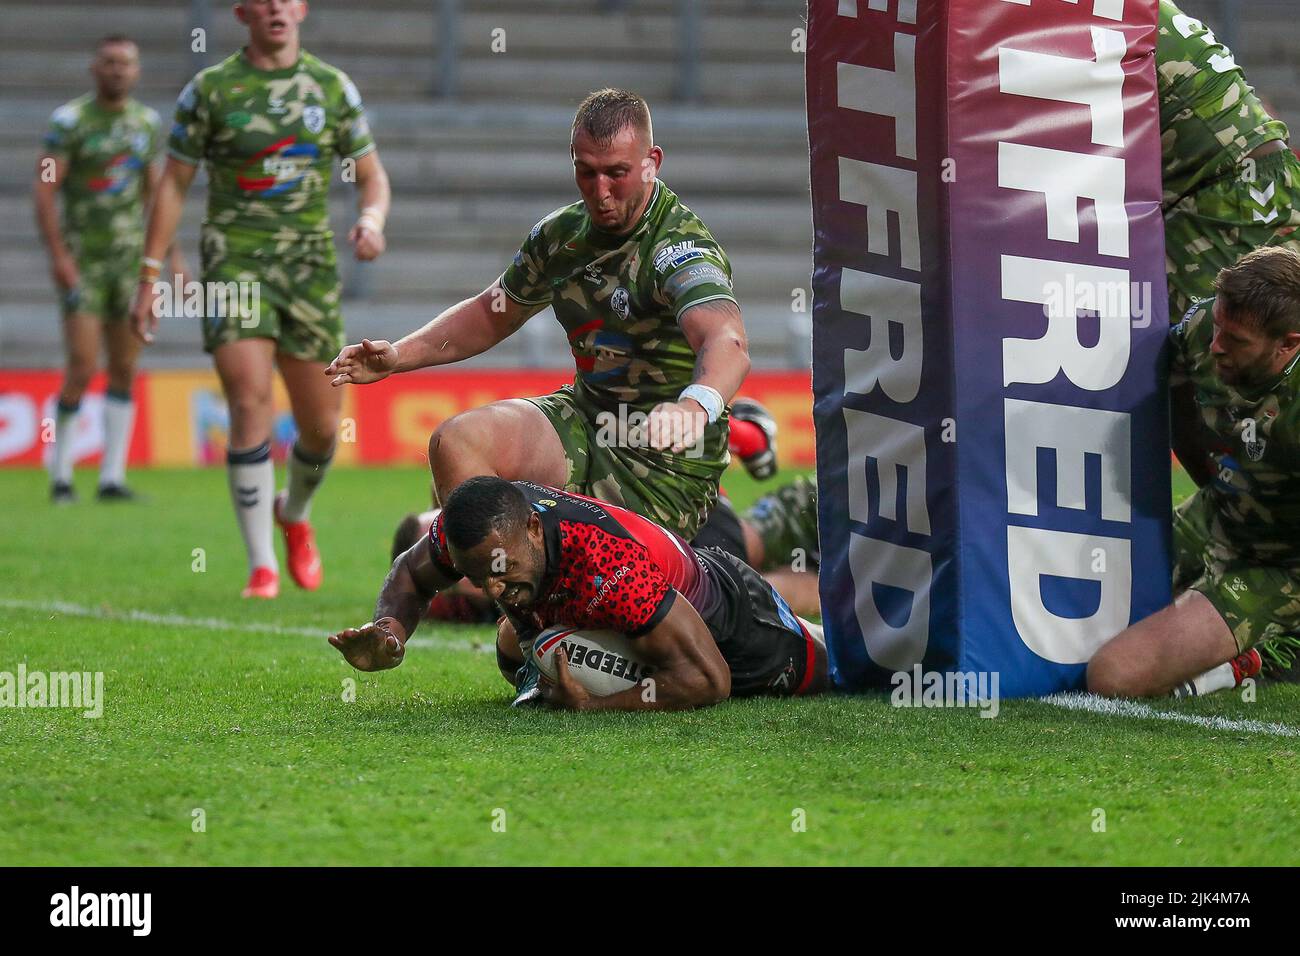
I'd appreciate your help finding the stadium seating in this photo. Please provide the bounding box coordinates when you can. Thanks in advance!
[0,0,1294,369]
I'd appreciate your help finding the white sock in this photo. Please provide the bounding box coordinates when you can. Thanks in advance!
[100,389,135,488]
[49,398,79,485]
[1171,660,1236,698]
[280,441,334,523]
[227,442,277,572]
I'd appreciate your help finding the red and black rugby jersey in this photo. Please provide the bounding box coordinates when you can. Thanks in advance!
[426,481,724,636]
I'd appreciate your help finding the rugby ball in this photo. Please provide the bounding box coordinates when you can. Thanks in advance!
[532,626,655,698]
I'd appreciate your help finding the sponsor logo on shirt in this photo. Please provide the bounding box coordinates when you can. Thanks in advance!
[87,153,143,194]
[654,240,706,273]
[236,134,320,195]
[587,565,632,611]
[664,263,731,299]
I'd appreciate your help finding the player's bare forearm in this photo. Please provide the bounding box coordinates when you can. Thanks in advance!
[577,667,723,711]
[32,158,69,260]
[353,151,390,221]
[391,283,539,372]
[680,300,751,404]
[142,158,196,261]
[372,539,455,640]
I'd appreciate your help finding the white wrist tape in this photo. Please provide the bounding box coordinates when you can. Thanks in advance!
[358,206,386,233]
[679,384,724,424]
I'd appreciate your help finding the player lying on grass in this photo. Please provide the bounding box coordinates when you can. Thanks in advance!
[391,474,821,622]
[1088,247,1300,698]
[389,398,822,620]
[330,476,828,710]
[325,88,749,543]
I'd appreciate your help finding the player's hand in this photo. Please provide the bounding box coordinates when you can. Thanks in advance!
[541,650,592,710]
[51,251,79,291]
[131,279,161,345]
[328,617,407,671]
[325,338,399,386]
[348,221,386,261]
[644,400,708,454]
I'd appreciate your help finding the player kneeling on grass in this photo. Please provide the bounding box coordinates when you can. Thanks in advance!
[330,476,827,710]
[1088,247,1300,698]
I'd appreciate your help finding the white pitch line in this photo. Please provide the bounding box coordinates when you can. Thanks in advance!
[1040,691,1300,738]
[0,597,490,653]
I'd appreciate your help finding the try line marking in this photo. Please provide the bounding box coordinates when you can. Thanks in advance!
[0,596,490,654]
[1040,691,1300,738]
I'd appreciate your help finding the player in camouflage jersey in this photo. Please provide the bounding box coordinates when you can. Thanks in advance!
[328,89,751,540]
[1159,1,1300,320]
[33,35,172,504]
[1089,247,1300,698]
[132,0,392,599]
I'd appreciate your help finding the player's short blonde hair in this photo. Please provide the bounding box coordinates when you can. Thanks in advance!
[571,88,653,147]
[1215,246,1300,338]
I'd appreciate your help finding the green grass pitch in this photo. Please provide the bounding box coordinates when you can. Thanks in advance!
[0,464,1296,866]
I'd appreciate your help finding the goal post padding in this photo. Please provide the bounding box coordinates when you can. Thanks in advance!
[806,0,1171,696]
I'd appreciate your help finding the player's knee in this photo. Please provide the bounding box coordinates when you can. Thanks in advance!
[225,387,272,425]
[1086,645,1147,698]
[429,411,492,493]
[429,412,476,463]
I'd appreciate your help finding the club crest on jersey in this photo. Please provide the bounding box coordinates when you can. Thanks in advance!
[1245,437,1267,461]
[610,286,630,321]
[303,105,326,134]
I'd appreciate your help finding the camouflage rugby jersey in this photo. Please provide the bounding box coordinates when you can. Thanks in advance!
[168,49,375,240]
[1158,0,1290,207]
[43,94,161,262]
[1170,298,1300,565]
[500,179,739,417]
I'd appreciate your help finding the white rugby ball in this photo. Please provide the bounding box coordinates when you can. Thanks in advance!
[532,626,655,697]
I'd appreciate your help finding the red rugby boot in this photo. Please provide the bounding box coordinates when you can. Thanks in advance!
[275,491,323,591]
[241,566,279,599]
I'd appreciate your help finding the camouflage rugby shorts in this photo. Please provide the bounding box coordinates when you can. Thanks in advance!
[198,225,344,362]
[525,384,729,540]
[64,252,139,321]
[1173,488,1300,656]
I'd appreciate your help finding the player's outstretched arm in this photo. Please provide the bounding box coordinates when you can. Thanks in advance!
[325,281,543,386]
[543,596,731,711]
[328,535,456,671]
[131,157,197,344]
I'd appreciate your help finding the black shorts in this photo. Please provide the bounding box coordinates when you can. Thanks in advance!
[690,496,747,564]
[696,547,817,697]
